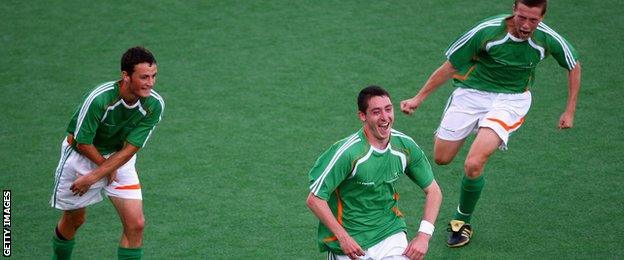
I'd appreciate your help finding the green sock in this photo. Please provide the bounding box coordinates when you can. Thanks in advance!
[52,236,75,260]
[453,175,485,223]
[118,247,143,260]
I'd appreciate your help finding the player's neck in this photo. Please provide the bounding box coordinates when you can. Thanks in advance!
[363,127,390,150]
[118,80,140,105]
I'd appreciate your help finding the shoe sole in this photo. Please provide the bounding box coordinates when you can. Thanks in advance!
[447,239,470,248]
[447,229,473,248]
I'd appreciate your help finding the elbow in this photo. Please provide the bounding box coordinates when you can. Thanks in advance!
[75,143,88,153]
[435,187,443,203]
[306,193,318,210]
[426,181,443,202]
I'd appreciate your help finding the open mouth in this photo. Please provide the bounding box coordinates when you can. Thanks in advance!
[378,122,390,132]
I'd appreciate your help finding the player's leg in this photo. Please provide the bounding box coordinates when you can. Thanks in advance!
[448,127,501,247]
[52,209,85,260]
[110,197,145,247]
[51,136,107,259]
[105,154,144,259]
[453,90,532,222]
[458,127,501,219]
[433,137,466,165]
[56,209,86,240]
[110,196,145,259]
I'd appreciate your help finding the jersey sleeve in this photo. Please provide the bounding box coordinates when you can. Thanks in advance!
[544,29,579,70]
[308,143,354,200]
[73,97,104,145]
[405,146,434,189]
[125,98,164,148]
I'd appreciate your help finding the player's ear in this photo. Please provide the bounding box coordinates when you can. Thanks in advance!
[121,71,130,83]
[358,111,367,122]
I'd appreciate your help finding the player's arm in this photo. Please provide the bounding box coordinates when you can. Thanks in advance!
[306,193,365,259]
[403,180,442,260]
[401,61,457,115]
[75,142,107,165]
[559,62,581,129]
[70,143,139,196]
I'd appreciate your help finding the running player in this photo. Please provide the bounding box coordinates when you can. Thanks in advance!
[400,0,581,247]
[307,86,442,259]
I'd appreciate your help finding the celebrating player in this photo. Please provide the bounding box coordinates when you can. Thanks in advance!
[400,0,581,248]
[307,86,442,259]
[50,46,164,259]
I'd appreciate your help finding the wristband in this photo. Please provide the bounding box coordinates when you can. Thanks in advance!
[418,220,435,235]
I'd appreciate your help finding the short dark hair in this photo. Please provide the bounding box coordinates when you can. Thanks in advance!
[515,0,548,15]
[357,85,390,113]
[121,46,156,76]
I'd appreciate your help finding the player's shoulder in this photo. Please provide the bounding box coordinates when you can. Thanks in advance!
[83,81,118,105]
[332,131,364,150]
[390,129,422,150]
[534,21,568,42]
[324,131,366,158]
[144,89,165,111]
[469,14,508,30]
[453,14,508,43]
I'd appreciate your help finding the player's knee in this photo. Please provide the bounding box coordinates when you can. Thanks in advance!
[63,211,86,230]
[434,156,452,165]
[434,153,454,165]
[464,156,485,178]
[433,147,457,165]
[125,216,145,234]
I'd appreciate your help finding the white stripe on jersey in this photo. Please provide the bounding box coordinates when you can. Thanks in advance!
[391,129,417,170]
[445,17,505,58]
[349,146,374,178]
[537,23,577,69]
[310,134,361,195]
[140,90,166,147]
[485,33,510,52]
[391,129,420,148]
[484,33,546,61]
[74,81,116,139]
[150,90,165,121]
[390,148,407,172]
[527,38,546,60]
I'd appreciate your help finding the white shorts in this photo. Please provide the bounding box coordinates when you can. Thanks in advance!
[436,88,532,149]
[50,136,142,210]
[328,232,408,260]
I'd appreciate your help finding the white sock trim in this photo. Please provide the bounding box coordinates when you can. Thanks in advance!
[456,205,471,216]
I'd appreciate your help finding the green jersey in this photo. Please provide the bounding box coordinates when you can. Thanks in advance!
[308,128,434,254]
[446,14,579,93]
[66,81,165,154]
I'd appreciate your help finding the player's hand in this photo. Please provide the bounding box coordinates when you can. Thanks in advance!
[400,98,421,115]
[558,110,575,129]
[70,174,96,196]
[338,234,365,259]
[107,170,118,185]
[403,233,430,260]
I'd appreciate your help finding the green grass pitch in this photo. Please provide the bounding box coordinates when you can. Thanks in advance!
[1,0,623,258]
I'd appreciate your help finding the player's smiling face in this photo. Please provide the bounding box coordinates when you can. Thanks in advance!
[125,62,157,99]
[359,95,394,148]
[511,3,544,39]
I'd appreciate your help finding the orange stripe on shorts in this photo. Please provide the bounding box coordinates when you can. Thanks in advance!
[486,117,525,132]
[114,184,141,190]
